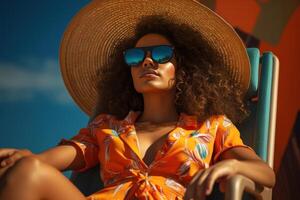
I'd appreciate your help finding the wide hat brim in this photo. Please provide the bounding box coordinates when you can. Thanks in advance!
[60,0,250,116]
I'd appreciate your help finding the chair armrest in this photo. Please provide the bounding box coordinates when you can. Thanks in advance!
[223,174,272,200]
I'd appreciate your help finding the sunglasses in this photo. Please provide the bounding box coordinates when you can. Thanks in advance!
[123,45,174,66]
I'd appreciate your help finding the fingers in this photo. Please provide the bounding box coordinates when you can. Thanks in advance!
[0,160,15,177]
[184,169,206,200]
[194,169,210,199]
[0,149,17,166]
[184,168,227,200]
[203,169,218,195]
[0,151,23,167]
[202,167,228,195]
[0,148,17,159]
[184,170,200,200]
[184,160,237,199]
[0,149,32,168]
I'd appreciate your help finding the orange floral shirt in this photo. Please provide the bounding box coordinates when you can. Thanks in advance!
[60,110,252,200]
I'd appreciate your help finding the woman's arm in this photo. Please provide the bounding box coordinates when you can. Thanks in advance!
[34,144,85,171]
[220,146,275,188]
[0,145,85,173]
[184,147,275,200]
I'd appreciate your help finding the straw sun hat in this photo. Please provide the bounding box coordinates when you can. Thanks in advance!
[60,0,251,116]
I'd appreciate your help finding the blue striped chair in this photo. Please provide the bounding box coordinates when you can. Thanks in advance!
[225,48,279,200]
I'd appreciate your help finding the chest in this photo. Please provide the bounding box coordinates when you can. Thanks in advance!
[99,121,216,168]
[135,124,176,165]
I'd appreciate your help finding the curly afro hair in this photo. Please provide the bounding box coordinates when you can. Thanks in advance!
[92,15,249,124]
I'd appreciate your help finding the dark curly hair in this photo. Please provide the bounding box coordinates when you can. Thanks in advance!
[92,15,249,124]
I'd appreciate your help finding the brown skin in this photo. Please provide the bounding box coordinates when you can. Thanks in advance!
[183,148,275,200]
[0,34,275,200]
[93,15,249,125]
[131,33,179,166]
[131,33,178,123]
[0,146,86,200]
[132,33,275,200]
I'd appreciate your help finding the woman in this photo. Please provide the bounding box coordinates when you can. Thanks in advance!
[0,0,275,200]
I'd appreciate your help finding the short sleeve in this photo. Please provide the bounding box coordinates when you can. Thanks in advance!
[212,115,253,163]
[58,127,99,172]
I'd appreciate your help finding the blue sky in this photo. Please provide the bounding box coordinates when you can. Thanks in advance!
[0,0,91,162]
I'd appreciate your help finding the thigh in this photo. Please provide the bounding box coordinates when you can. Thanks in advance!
[0,157,87,200]
[37,159,87,200]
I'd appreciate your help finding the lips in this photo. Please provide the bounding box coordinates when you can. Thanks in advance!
[139,70,159,78]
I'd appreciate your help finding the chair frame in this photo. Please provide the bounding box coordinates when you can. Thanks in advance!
[224,51,279,200]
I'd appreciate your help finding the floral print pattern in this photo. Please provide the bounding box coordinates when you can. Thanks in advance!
[59,111,252,199]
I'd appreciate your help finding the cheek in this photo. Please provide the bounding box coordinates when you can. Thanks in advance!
[165,64,176,79]
[130,67,140,87]
[130,67,138,80]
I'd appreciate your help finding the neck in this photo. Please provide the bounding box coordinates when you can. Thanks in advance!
[137,91,179,123]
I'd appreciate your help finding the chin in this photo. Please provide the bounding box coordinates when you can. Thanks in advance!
[135,86,174,94]
[136,88,161,94]
[134,81,175,93]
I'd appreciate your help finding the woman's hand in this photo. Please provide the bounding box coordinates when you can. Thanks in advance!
[0,148,33,168]
[0,148,33,177]
[184,159,238,200]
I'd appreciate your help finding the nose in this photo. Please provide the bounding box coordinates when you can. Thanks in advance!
[142,52,155,68]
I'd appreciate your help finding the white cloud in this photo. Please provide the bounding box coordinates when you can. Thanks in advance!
[0,58,73,104]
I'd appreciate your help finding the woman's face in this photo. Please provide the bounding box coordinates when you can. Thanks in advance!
[130,33,176,94]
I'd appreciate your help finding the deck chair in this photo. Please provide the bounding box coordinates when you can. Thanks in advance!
[69,48,280,200]
[224,48,279,200]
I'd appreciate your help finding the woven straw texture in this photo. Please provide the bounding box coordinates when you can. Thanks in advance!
[60,0,250,116]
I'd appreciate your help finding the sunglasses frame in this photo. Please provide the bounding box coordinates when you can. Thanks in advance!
[123,45,174,66]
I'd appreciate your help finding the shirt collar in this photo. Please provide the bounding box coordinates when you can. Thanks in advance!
[122,110,198,129]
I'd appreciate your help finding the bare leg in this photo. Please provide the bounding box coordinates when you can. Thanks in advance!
[0,157,86,200]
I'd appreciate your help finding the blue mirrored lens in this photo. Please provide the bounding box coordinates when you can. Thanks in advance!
[152,46,173,63]
[124,48,145,65]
